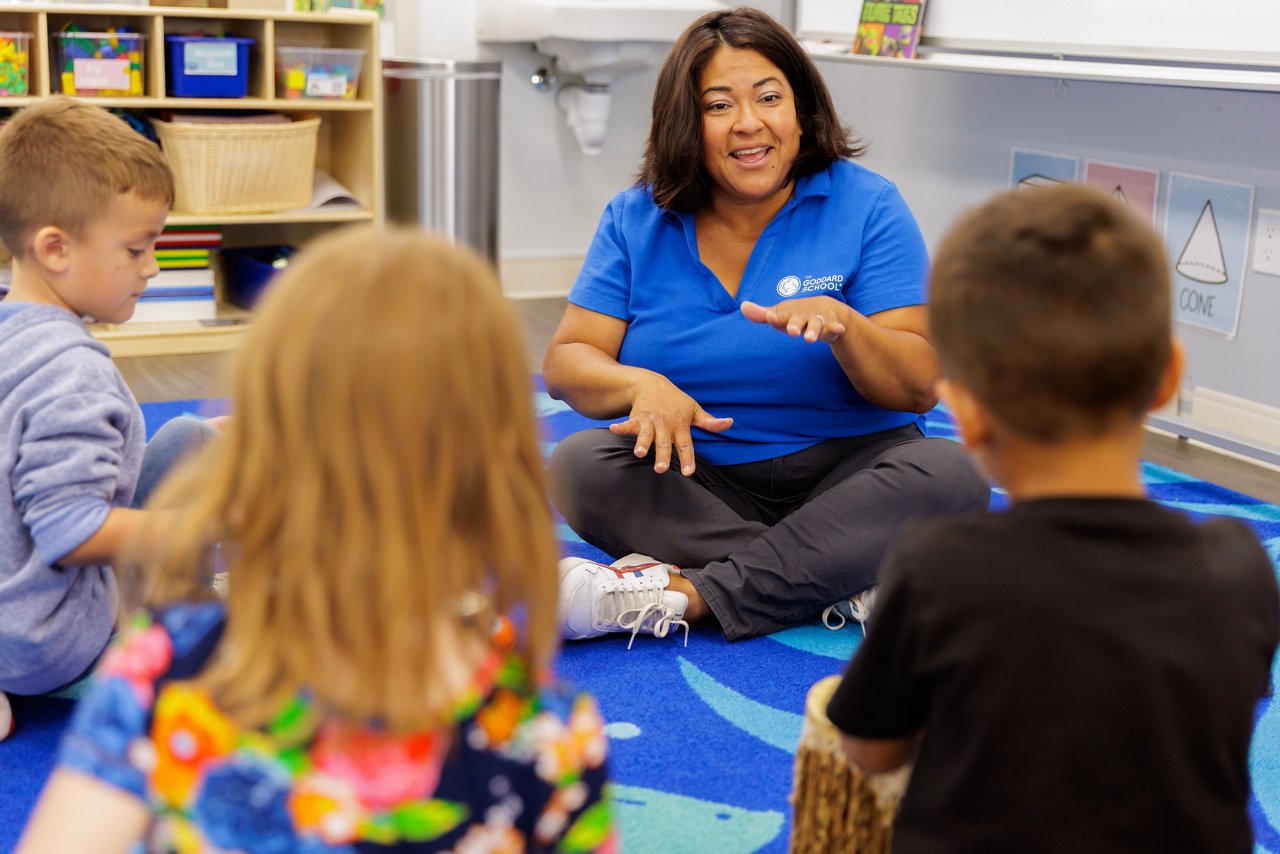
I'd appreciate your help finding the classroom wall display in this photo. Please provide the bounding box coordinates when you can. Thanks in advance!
[1084,160,1159,226]
[799,55,1280,455]
[1164,172,1254,339]
[1009,148,1078,191]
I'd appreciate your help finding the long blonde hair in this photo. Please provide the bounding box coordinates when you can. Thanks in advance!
[126,225,560,731]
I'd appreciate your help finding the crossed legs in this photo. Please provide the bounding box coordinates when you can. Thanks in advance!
[549,425,989,641]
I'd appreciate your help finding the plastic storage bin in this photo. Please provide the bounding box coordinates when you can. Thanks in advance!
[151,115,319,214]
[275,46,364,99]
[0,33,31,97]
[52,31,145,96]
[166,35,254,98]
[223,246,294,309]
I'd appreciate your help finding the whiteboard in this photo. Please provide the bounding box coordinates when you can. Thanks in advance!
[795,0,859,41]
[796,0,1280,61]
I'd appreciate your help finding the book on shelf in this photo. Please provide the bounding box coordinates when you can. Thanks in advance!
[158,228,223,250]
[129,295,217,324]
[157,255,212,269]
[149,268,216,290]
[140,287,215,301]
[853,0,927,59]
[157,248,211,260]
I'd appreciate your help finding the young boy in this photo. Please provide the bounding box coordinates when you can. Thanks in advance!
[827,185,1279,851]
[0,98,207,738]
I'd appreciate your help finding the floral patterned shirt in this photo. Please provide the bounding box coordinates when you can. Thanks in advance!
[57,603,616,853]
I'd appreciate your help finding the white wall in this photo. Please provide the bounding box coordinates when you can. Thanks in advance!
[385,0,794,262]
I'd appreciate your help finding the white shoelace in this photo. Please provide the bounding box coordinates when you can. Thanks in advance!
[595,577,690,649]
[618,600,690,650]
[821,587,878,636]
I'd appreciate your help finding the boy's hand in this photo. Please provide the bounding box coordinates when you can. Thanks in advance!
[840,730,920,774]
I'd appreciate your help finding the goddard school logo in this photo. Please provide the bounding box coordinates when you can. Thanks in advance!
[776,273,846,297]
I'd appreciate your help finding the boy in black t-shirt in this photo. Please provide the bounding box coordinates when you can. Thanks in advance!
[827,185,1278,853]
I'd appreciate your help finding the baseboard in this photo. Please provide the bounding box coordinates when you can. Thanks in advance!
[1190,386,1280,448]
[1145,386,1280,472]
[498,256,581,300]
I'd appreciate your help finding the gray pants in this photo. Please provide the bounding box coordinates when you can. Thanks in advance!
[548,424,989,640]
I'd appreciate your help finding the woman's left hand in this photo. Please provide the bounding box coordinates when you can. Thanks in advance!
[741,298,850,344]
[741,298,940,412]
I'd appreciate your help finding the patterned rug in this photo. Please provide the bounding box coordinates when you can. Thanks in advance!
[0,388,1277,854]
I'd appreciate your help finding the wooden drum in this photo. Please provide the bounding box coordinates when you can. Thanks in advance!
[789,676,910,854]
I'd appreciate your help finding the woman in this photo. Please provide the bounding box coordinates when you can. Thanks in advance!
[546,8,988,643]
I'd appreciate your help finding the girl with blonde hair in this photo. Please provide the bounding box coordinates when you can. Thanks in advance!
[18,225,616,853]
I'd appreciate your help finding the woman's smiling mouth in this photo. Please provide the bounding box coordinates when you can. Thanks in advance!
[732,145,772,164]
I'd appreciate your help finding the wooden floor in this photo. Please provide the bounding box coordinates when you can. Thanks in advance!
[117,297,1280,506]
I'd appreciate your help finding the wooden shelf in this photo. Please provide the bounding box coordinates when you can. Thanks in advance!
[0,1,385,356]
[9,4,376,25]
[167,208,374,226]
[0,96,376,110]
[802,41,1280,94]
[89,303,253,358]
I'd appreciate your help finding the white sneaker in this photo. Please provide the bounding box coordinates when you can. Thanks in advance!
[0,690,13,741]
[822,586,878,636]
[558,554,690,649]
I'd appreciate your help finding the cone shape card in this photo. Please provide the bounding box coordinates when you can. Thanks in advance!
[1176,200,1228,284]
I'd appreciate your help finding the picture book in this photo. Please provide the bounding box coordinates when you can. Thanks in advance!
[853,0,927,60]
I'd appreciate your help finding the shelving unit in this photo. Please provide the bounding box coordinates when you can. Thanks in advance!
[0,2,383,356]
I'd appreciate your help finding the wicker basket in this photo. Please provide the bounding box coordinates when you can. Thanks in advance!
[152,116,320,215]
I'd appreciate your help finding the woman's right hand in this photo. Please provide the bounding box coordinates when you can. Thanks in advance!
[610,375,732,476]
[543,305,731,475]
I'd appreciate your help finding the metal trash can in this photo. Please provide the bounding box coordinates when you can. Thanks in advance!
[383,59,501,263]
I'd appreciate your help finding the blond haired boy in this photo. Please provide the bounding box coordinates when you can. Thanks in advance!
[828,185,1278,850]
[0,98,211,737]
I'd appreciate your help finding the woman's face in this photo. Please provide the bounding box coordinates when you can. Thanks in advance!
[698,46,801,208]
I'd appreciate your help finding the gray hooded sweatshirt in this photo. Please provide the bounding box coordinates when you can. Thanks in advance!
[0,303,144,694]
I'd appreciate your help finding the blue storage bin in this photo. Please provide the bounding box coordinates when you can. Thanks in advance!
[223,245,293,309]
[166,35,253,98]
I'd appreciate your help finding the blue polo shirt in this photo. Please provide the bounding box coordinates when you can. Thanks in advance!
[569,159,929,466]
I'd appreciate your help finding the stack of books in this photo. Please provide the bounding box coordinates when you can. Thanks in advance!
[130,225,221,323]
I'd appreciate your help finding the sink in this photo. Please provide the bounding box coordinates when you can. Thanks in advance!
[477,0,728,154]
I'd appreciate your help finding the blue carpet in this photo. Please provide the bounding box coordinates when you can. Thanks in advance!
[0,389,1277,854]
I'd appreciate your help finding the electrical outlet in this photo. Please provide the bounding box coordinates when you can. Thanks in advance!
[1251,208,1280,277]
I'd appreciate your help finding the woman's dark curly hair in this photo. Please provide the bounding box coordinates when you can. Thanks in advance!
[637,7,863,212]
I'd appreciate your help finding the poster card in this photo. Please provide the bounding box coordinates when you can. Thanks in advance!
[1084,160,1160,226]
[1163,172,1254,338]
[1009,148,1078,191]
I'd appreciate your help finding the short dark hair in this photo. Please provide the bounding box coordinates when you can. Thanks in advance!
[0,96,173,259]
[929,185,1173,441]
[637,7,862,212]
